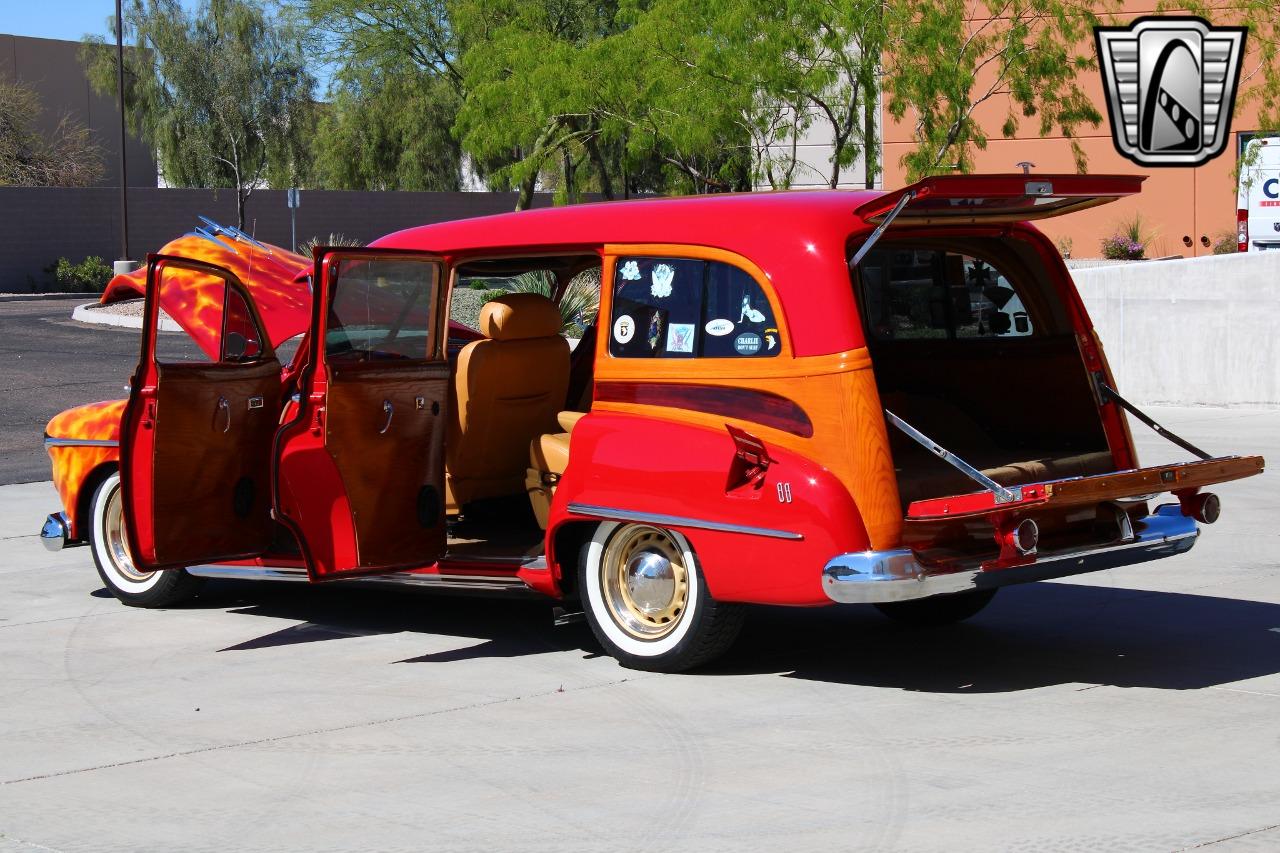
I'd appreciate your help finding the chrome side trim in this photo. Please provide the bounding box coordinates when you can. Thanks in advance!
[43,436,119,448]
[822,505,1200,604]
[40,512,78,551]
[185,565,532,593]
[566,503,804,541]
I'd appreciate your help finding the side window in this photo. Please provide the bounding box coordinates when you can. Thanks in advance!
[857,248,1035,341]
[154,265,266,365]
[608,256,779,358]
[326,258,440,362]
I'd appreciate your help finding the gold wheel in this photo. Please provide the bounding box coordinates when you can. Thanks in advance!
[101,478,151,582]
[599,525,690,641]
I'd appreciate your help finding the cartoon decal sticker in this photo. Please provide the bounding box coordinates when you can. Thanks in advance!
[705,318,734,336]
[739,295,766,324]
[651,263,675,298]
[666,323,695,354]
[613,314,636,344]
[734,331,762,355]
[619,260,641,281]
[764,327,778,351]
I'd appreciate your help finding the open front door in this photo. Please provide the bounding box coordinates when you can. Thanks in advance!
[854,174,1146,225]
[121,255,283,570]
[274,248,450,579]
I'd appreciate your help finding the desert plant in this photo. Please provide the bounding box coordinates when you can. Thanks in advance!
[478,268,600,336]
[1055,236,1074,259]
[1100,213,1157,260]
[296,233,363,257]
[46,256,114,293]
[1212,231,1239,255]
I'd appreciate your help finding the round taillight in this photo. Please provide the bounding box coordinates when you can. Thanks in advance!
[1191,492,1221,524]
[1012,518,1040,555]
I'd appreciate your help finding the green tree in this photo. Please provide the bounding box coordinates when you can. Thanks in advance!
[883,0,1107,180]
[82,0,315,228]
[0,79,104,187]
[312,62,463,190]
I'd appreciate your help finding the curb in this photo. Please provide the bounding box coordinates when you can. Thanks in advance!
[0,292,99,303]
[71,302,181,332]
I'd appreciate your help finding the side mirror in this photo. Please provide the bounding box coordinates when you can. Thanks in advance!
[224,331,248,361]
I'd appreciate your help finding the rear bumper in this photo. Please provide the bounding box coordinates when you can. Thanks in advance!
[822,504,1198,604]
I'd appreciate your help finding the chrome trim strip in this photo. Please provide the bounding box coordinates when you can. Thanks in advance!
[566,503,804,541]
[43,436,119,448]
[822,505,1199,604]
[185,565,531,592]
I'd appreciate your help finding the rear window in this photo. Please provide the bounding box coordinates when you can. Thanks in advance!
[856,246,1039,341]
[609,257,780,358]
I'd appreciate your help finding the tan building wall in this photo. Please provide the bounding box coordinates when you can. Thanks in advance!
[880,3,1266,258]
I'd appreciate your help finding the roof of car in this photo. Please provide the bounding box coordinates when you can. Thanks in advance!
[372,189,883,257]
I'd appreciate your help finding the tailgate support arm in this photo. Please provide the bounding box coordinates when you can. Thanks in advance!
[1094,378,1212,461]
[850,191,915,268]
[885,410,1021,504]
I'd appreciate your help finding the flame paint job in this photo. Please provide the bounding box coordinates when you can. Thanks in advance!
[45,400,125,539]
[102,233,311,361]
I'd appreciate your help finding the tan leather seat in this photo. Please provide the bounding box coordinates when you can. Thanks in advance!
[526,412,583,529]
[448,294,569,507]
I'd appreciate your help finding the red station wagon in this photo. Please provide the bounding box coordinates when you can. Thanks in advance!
[40,175,1265,671]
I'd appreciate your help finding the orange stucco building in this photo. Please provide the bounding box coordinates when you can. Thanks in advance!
[880,2,1268,258]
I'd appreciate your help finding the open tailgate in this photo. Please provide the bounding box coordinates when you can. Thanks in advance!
[854,174,1146,226]
[905,456,1264,522]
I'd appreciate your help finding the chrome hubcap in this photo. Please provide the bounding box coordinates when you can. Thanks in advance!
[103,482,149,582]
[601,525,689,641]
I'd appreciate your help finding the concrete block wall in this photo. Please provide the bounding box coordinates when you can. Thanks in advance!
[1071,252,1280,408]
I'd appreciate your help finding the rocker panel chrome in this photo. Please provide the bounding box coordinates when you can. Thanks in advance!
[822,505,1200,604]
[185,564,532,593]
[567,503,804,541]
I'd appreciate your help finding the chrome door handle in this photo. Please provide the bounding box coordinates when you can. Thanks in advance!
[379,400,394,434]
[217,396,230,433]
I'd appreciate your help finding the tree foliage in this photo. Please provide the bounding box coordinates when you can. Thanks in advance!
[0,79,104,187]
[83,0,315,227]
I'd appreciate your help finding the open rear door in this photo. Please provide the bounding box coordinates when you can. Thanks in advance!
[120,255,283,570]
[274,248,450,579]
[854,174,1146,226]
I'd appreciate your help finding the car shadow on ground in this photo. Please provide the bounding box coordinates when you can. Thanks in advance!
[122,577,1280,693]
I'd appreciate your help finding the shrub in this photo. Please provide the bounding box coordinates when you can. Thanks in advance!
[1212,231,1239,255]
[477,268,600,336]
[47,256,114,292]
[1055,236,1074,259]
[1100,213,1156,260]
[296,233,363,257]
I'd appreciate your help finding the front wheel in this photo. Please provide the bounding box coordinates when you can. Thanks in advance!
[874,588,997,627]
[579,522,745,673]
[88,472,202,607]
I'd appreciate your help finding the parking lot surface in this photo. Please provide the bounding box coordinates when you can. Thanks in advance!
[1,406,1278,851]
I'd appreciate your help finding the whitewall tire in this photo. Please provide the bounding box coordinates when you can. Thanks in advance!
[579,521,745,672]
[88,472,202,607]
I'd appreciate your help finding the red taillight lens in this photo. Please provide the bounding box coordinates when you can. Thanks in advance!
[1238,209,1249,252]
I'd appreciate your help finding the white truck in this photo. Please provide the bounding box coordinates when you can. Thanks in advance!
[1237,137,1280,252]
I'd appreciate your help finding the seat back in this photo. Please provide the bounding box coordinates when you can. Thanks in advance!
[448,293,569,506]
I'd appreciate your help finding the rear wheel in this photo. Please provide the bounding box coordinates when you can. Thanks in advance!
[874,588,997,627]
[89,472,202,607]
[579,522,744,672]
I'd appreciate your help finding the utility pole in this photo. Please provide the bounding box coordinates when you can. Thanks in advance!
[113,0,138,276]
[287,188,300,252]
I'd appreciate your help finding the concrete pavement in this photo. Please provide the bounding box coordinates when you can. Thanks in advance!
[0,407,1277,851]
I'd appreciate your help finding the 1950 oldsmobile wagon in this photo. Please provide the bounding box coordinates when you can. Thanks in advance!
[40,175,1265,671]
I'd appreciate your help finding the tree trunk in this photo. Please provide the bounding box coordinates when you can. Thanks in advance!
[862,71,880,189]
[516,121,559,211]
[584,134,615,200]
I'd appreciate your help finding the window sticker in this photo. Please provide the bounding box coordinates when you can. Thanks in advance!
[651,263,675,298]
[734,331,762,355]
[705,318,734,336]
[740,295,766,324]
[764,327,779,351]
[647,313,665,349]
[619,260,641,281]
[666,323,695,353]
[613,314,636,344]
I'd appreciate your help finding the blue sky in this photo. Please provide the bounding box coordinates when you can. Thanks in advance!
[1,1,201,43]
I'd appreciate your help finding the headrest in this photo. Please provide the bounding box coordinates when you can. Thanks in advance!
[479,293,563,341]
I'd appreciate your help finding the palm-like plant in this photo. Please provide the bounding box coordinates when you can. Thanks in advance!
[480,268,600,336]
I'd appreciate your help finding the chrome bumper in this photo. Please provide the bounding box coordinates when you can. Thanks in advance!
[40,512,76,552]
[822,504,1199,604]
